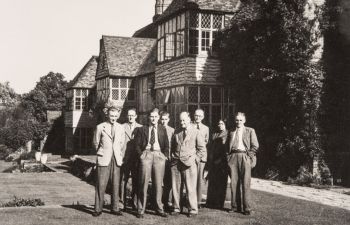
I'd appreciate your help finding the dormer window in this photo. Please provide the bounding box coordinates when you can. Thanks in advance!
[157,11,224,62]
[157,13,185,62]
[189,12,224,55]
[75,89,89,111]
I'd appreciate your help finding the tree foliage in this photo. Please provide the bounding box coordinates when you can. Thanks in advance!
[34,72,68,110]
[0,81,19,107]
[220,0,325,179]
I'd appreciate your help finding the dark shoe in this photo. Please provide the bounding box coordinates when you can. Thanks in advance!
[188,213,197,218]
[170,211,180,216]
[92,211,102,217]
[228,207,242,213]
[243,210,251,215]
[136,213,144,218]
[157,211,168,218]
[111,210,123,216]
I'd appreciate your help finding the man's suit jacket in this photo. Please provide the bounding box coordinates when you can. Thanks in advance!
[192,122,209,162]
[94,122,126,167]
[228,126,259,167]
[123,122,142,164]
[135,124,169,158]
[171,126,206,167]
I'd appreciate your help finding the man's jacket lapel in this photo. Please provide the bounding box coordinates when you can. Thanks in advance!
[102,125,113,140]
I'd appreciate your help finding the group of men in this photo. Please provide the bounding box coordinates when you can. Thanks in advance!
[92,105,258,218]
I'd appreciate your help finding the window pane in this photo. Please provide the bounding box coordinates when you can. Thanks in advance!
[177,15,181,30]
[201,13,211,28]
[112,79,118,88]
[112,89,119,100]
[121,89,127,100]
[165,33,175,59]
[158,25,161,39]
[212,87,222,103]
[189,30,199,54]
[190,12,199,28]
[176,31,184,56]
[201,31,210,52]
[213,14,223,29]
[75,97,81,110]
[75,89,81,97]
[120,79,127,88]
[165,21,169,33]
[181,13,185,29]
[172,18,176,32]
[160,38,165,62]
[188,86,198,103]
[82,97,87,110]
[82,89,87,97]
[200,87,210,103]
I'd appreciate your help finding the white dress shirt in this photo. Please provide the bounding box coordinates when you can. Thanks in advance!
[145,125,161,151]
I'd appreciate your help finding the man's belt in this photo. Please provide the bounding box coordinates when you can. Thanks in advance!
[231,149,247,154]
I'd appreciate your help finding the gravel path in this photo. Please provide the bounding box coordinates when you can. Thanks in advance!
[251,178,350,211]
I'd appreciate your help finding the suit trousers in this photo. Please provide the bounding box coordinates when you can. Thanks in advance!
[228,153,252,211]
[138,150,166,215]
[171,161,198,214]
[95,156,121,213]
[120,161,139,209]
[196,161,206,204]
[162,160,173,208]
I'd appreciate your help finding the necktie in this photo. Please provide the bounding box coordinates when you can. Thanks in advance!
[111,123,115,142]
[197,124,200,130]
[150,126,155,151]
[183,128,187,140]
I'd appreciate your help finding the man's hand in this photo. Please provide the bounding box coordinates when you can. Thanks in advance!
[247,151,255,159]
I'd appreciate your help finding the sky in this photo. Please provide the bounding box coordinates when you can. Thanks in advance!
[0,0,154,94]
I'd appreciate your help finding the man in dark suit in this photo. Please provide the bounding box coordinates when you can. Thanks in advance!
[171,111,206,217]
[120,108,142,210]
[160,111,175,210]
[227,112,259,215]
[92,105,125,217]
[135,108,169,218]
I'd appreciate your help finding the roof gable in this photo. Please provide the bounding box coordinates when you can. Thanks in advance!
[67,56,98,89]
[101,36,157,77]
[156,0,241,22]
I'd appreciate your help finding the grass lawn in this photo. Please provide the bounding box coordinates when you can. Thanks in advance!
[1,190,349,225]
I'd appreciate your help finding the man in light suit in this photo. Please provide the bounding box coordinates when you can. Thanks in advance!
[160,111,175,210]
[120,108,142,210]
[193,109,209,208]
[135,108,169,218]
[171,111,206,217]
[93,106,126,217]
[227,112,259,215]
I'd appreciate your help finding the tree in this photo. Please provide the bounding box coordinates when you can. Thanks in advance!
[220,0,324,179]
[34,72,68,110]
[0,81,19,107]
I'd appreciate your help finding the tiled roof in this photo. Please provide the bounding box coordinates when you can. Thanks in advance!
[133,23,157,39]
[102,35,157,77]
[156,0,241,22]
[67,56,98,89]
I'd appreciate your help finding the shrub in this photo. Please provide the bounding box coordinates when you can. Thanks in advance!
[286,166,319,186]
[1,196,45,207]
[0,144,14,160]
